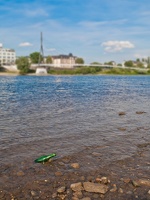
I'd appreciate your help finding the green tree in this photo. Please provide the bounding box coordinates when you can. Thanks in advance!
[137,62,144,68]
[90,62,101,65]
[30,52,43,64]
[124,60,133,67]
[75,57,84,64]
[46,56,52,64]
[16,57,30,74]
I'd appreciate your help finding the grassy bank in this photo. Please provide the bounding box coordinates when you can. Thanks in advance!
[1,66,150,76]
[48,66,150,75]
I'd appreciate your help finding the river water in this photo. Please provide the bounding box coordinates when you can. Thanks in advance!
[0,75,150,168]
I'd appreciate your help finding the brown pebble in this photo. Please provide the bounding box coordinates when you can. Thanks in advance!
[57,186,66,193]
[122,178,131,183]
[16,171,25,176]
[118,188,123,193]
[73,191,83,198]
[55,171,63,176]
[136,111,146,114]
[118,112,126,116]
[70,182,84,192]
[110,184,117,192]
[71,163,80,169]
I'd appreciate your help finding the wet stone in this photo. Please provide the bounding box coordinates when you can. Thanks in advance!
[118,188,123,193]
[118,112,126,116]
[31,190,37,196]
[81,197,91,200]
[136,111,146,114]
[71,163,80,169]
[70,182,84,192]
[126,191,133,195]
[73,191,83,198]
[55,171,63,176]
[72,197,79,200]
[52,192,57,198]
[122,178,131,183]
[132,180,140,187]
[100,177,110,184]
[57,186,66,193]
[110,184,117,192]
[16,171,25,176]
[83,182,109,194]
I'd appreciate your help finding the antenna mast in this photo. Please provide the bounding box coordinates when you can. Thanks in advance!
[39,32,44,66]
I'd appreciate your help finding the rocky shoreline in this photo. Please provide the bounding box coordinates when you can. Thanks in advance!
[0,141,150,200]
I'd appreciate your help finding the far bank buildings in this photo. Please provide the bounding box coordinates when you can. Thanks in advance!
[0,44,16,65]
[0,44,77,67]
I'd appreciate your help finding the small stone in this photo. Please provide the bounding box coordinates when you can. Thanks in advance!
[138,179,150,187]
[119,112,126,116]
[17,171,25,176]
[126,191,133,195]
[95,177,101,183]
[58,162,65,166]
[83,182,108,194]
[132,180,140,187]
[136,111,146,114]
[110,184,117,192]
[100,177,109,184]
[73,191,83,198]
[122,178,130,183]
[118,188,123,193]
[70,182,84,192]
[148,190,150,195]
[58,194,66,200]
[71,163,80,169]
[118,127,126,131]
[31,191,37,196]
[57,186,66,193]
[81,198,91,200]
[55,171,63,176]
[92,152,102,156]
[52,193,57,198]
[72,197,79,200]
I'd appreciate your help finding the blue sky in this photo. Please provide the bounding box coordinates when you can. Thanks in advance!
[0,0,150,63]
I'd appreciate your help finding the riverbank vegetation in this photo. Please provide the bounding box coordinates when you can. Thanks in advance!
[47,66,150,75]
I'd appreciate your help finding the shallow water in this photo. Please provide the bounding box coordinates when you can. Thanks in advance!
[0,75,150,167]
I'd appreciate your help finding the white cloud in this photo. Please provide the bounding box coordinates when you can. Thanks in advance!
[19,42,33,47]
[0,43,3,47]
[101,41,134,52]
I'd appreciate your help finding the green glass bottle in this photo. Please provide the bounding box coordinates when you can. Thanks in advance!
[34,153,56,163]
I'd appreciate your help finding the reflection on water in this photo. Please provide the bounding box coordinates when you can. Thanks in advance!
[0,75,150,165]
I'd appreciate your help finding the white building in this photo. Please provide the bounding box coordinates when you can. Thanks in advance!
[51,53,76,68]
[0,44,16,65]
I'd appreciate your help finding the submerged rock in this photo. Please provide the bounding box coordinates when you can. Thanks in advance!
[118,112,126,116]
[136,111,146,114]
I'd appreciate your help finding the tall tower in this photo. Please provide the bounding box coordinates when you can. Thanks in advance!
[38,32,44,66]
[36,32,47,74]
